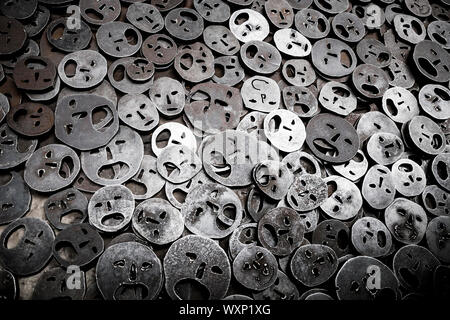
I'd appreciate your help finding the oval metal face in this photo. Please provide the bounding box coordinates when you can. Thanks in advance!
[314,0,348,14]
[382,87,419,124]
[387,57,415,89]
[182,183,242,239]
[407,116,446,155]
[291,244,338,287]
[274,28,311,57]
[142,33,178,68]
[265,0,294,28]
[312,219,350,257]
[319,81,356,116]
[81,125,144,186]
[203,25,240,56]
[418,84,450,121]
[263,109,306,152]
[295,8,330,39]
[393,244,440,293]
[356,38,391,68]
[282,59,316,87]
[394,14,426,44]
[362,165,395,210]
[306,113,360,164]
[229,9,270,43]
[426,216,450,264]
[332,12,365,43]
[331,149,368,182]
[96,242,163,300]
[58,50,107,89]
[0,124,37,170]
[422,185,449,217]
[385,198,427,245]
[24,144,80,192]
[185,82,243,134]
[194,0,230,23]
[432,153,450,192]
[149,77,185,117]
[44,187,88,230]
[241,76,280,113]
[165,8,204,41]
[335,256,399,300]
[287,174,328,212]
[312,38,357,77]
[24,5,50,37]
[118,94,159,132]
[404,0,431,17]
[391,159,426,197]
[367,132,404,166]
[233,245,278,291]
[242,41,281,76]
[13,56,56,91]
[413,40,450,83]
[258,207,305,256]
[53,223,104,267]
[88,185,135,233]
[0,217,54,276]
[174,42,214,83]
[247,186,278,222]
[282,86,319,118]
[7,102,54,137]
[352,64,389,99]
[351,217,392,258]
[164,235,231,300]
[126,58,155,83]
[0,172,31,225]
[321,176,362,221]
[96,22,142,58]
[156,145,202,184]
[55,94,119,151]
[126,3,164,34]
[46,17,92,53]
[427,20,450,50]
[132,198,184,245]
[0,17,27,55]
[80,0,121,25]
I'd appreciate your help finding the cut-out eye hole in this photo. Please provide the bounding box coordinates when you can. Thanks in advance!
[305,249,312,258]
[113,259,125,268]
[211,266,223,274]
[141,262,153,270]
[186,252,197,261]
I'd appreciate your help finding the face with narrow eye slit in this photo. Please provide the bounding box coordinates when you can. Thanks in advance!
[367,132,404,165]
[385,198,427,245]
[44,188,88,230]
[165,8,204,41]
[265,0,294,29]
[287,174,328,212]
[362,165,395,210]
[126,3,164,34]
[96,22,142,58]
[295,9,330,39]
[80,125,144,186]
[351,217,392,258]
[263,109,306,152]
[311,38,356,77]
[88,185,134,233]
[203,25,240,56]
[194,0,230,23]
[164,235,231,300]
[117,94,159,132]
[391,159,426,197]
[319,81,357,116]
[182,183,243,238]
[174,42,215,83]
[240,41,282,74]
[142,34,177,66]
[96,242,163,300]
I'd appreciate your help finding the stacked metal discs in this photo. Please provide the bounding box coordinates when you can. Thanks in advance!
[0,0,449,301]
